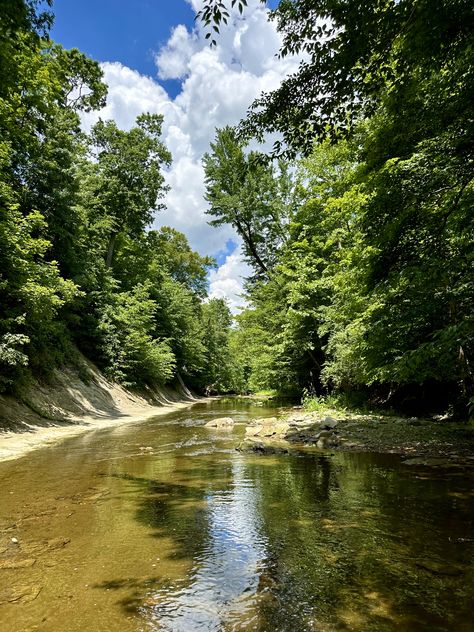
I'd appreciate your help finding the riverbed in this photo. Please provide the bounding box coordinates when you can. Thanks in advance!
[0,398,473,631]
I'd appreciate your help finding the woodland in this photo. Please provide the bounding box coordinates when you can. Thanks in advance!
[1,0,473,417]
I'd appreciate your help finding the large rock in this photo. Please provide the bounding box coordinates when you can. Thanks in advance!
[258,416,279,425]
[237,438,289,455]
[245,418,290,439]
[286,412,317,427]
[285,422,324,444]
[204,417,235,429]
[321,416,338,430]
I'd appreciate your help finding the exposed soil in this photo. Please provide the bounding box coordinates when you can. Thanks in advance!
[0,355,203,463]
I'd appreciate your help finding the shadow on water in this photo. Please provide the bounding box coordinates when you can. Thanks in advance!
[4,397,471,631]
[94,435,474,631]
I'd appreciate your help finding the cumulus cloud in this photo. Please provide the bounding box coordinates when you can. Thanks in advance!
[80,0,300,312]
[155,24,199,80]
[208,251,252,315]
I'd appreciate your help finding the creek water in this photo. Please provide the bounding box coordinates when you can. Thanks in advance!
[0,398,473,632]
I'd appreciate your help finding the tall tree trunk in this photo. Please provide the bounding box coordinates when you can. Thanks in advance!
[106,232,117,268]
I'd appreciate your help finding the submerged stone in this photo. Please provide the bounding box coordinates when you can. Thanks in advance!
[204,417,235,428]
[236,438,290,455]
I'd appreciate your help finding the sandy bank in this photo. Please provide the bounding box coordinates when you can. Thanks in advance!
[0,357,207,463]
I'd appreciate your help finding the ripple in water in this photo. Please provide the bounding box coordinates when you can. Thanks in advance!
[146,461,267,631]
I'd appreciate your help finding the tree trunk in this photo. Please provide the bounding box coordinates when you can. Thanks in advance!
[106,232,117,268]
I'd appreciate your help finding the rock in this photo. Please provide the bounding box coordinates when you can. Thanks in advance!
[0,558,36,570]
[11,537,18,544]
[287,415,308,424]
[317,430,333,439]
[321,416,338,430]
[237,438,289,455]
[261,422,290,438]
[287,412,315,426]
[285,423,327,444]
[204,417,235,428]
[258,417,279,426]
[245,418,290,439]
[286,431,316,444]
[0,584,42,605]
[316,431,341,449]
[45,537,70,552]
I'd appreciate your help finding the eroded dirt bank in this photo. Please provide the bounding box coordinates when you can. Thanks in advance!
[0,358,202,463]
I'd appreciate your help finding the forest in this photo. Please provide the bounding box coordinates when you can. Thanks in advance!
[1,0,473,417]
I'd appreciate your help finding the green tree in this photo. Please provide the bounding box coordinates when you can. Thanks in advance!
[204,126,295,278]
[80,114,171,269]
[0,13,106,390]
[201,299,238,393]
[98,283,175,387]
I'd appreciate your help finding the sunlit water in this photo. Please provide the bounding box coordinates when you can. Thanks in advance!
[0,398,473,631]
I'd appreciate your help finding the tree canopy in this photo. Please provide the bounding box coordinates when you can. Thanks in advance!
[0,1,241,396]
[198,0,474,415]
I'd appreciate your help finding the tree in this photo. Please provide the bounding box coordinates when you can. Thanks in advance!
[98,283,175,386]
[80,114,171,269]
[0,11,107,390]
[197,1,473,157]
[204,126,296,278]
[195,0,264,46]
[148,227,216,299]
[201,299,237,393]
[199,0,473,413]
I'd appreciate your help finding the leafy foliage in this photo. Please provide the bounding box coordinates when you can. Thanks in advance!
[213,0,474,414]
[196,0,265,46]
[0,2,238,395]
[204,126,296,279]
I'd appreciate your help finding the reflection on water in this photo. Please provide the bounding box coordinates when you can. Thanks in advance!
[0,397,473,632]
[147,459,267,631]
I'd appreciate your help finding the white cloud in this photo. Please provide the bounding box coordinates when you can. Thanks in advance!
[80,1,300,312]
[155,24,199,80]
[208,250,252,315]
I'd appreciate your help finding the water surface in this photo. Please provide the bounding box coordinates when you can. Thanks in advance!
[0,398,473,631]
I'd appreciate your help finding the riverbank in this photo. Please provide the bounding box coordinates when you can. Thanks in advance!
[239,408,474,467]
[0,358,204,463]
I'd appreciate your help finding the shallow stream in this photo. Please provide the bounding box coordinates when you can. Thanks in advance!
[0,398,473,631]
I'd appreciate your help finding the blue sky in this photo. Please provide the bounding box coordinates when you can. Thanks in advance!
[50,0,279,98]
[51,0,194,97]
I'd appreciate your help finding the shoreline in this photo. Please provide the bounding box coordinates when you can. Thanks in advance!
[0,397,209,464]
[238,409,474,467]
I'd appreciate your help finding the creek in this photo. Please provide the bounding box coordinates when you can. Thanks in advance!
[0,397,473,631]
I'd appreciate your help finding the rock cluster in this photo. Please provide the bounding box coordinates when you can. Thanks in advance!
[238,413,341,453]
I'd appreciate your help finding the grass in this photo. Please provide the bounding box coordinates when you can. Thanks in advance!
[302,393,396,417]
[251,390,280,398]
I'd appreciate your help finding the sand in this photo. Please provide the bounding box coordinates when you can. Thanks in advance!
[0,357,207,463]
[0,398,207,463]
